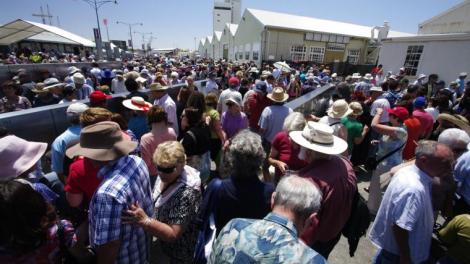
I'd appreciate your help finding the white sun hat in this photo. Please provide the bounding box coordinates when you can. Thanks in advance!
[289,121,348,155]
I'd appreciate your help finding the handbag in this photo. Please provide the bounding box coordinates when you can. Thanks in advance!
[365,142,406,171]
[193,178,223,264]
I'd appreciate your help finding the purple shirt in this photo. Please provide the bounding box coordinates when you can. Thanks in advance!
[221,111,248,139]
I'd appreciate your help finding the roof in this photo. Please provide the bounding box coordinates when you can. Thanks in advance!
[419,0,470,28]
[213,31,222,41]
[206,35,213,44]
[226,23,238,36]
[383,32,470,42]
[0,19,95,47]
[246,8,413,39]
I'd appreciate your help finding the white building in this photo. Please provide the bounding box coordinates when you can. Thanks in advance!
[378,0,470,84]
[231,8,410,65]
[213,0,241,32]
[219,23,238,60]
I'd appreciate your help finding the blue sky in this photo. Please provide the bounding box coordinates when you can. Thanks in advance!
[1,0,463,50]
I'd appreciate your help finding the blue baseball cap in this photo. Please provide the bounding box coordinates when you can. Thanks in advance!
[414,96,426,108]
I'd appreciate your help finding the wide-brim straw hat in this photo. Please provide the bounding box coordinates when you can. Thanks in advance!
[66,121,137,161]
[122,96,152,112]
[437,113,470,135]
[149,83,169,92]
[363,73,373,80]
[349,102,363,116]
[327,99,353,118]
[289,121,348,155]
[267,87,289,103]
[31,82,48,93]
[0,135,47,181]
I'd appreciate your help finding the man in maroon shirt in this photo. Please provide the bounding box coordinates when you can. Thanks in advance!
[413,96,434,139]
[246,81,272,132]
[290,121,357,259]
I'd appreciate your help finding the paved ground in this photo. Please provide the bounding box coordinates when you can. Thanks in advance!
[328,168,376,264]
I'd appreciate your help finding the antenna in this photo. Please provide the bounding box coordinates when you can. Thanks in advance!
[56,16,61,27]
[46,4,52,25]
[32,5,53,25]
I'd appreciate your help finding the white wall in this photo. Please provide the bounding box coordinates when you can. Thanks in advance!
[419,1,470,34]
[214,9,231,32]
[378,38,470,84]
[233,10,264,64]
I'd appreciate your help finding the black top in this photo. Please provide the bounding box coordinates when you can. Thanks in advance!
[202,177,274,234]
[181,124,211,156]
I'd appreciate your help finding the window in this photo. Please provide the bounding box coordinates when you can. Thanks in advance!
[252,51,259,61]
[326,43,345,51]
[308,46,325,63]
[245,51,250,60]
[403,45,423,76]
[290,45,306,61]
[347,49,361,65]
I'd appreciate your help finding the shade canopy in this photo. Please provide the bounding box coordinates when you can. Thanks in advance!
[0,19,95,47]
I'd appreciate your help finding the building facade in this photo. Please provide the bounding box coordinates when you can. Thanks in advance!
[213,0,242,32]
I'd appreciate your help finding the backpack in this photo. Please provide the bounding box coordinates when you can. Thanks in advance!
[341,190,371,257]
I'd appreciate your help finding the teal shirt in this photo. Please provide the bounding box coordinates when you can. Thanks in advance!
[209,213,327,264]
[341,117,363,153]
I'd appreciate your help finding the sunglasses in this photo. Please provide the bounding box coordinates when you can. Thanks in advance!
[157,165,176,174]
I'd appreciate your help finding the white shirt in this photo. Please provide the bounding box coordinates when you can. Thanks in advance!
[369,165,434,263]
[370,97,391,123]
[111,78,127,94]
[154,94,178,136]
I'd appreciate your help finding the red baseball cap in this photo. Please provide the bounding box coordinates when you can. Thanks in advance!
[90,91,111,104]
[228,77,240,87]
[387,106,409,122]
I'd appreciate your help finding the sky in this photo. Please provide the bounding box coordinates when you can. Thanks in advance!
[1,0,464,50]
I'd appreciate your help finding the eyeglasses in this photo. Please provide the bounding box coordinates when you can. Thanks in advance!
[157,165,176,174]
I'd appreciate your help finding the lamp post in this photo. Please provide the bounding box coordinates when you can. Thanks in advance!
[116,21,142,55]
[134,31,153,57]
[79,0,117,60]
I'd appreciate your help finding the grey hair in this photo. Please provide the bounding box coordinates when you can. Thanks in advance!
[282,112,306,132]
[227,129,265,179]
[274,175,322,219]
[415,140,439,158]
[438,128,470,146]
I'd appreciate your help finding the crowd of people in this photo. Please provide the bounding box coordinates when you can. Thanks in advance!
[0,49,96,65]
[0,57,469,264]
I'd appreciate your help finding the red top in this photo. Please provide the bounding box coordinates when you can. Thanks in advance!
[271,131,308,179]
[299,156,357,244]
[64,157,101,205]
[403,117,422,160]
[247,92,271,131]
[413,109,434,138]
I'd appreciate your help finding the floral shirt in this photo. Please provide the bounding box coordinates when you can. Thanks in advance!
[210,213,327,264]
[0,96,31,113]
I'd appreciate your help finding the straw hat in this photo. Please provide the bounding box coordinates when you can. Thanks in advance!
[267,87,289,103]
[122,96,152,112]
[437,113,470,135]
[289,121,348,155]
[72,73,85,85]
[31,82,48,93]
[149,83,169,92]
[363,73,373,80]
[327,99,353,118]
[0,135,47,181]
[349,102,363,116]
[66,121,137,161]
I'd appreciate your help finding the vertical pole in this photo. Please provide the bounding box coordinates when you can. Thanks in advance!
[94,0,103,60]
[106,24,110,42]
[129,25,134,54]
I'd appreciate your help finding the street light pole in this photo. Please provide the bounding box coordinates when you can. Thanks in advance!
[116,21,142,55]
[80,0,117,60]
[134,31,153,57]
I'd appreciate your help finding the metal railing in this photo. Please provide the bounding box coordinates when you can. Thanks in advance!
[0,79,209,144]
[0,79,332,144]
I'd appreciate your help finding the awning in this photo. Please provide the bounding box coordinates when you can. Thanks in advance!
[0,19,95,47]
